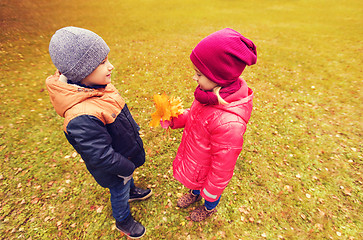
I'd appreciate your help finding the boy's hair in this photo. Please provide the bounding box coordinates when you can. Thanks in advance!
[49,26,110,83]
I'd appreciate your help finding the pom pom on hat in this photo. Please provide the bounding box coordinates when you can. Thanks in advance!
[190,28,257,87]
[49,26,110,83]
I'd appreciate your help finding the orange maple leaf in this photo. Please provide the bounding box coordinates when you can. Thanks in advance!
[149,94,184,127]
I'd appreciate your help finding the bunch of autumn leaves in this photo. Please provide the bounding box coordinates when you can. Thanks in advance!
[149,94,184,129]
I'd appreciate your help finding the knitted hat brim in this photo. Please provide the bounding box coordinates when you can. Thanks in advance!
[63,38,110,83]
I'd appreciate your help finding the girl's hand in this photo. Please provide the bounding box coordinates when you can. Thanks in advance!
[160,120,171,129]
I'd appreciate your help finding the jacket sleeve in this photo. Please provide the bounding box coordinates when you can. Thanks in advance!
[170,108,190,129]
[201,120,246,202]
[65,115,135,177]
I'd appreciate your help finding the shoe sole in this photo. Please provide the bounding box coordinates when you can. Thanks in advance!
[117,227,146,239]
[128,189,153,203]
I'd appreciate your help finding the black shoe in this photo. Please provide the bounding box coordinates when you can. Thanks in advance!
[116,214,146,239]
[129,187,152,202]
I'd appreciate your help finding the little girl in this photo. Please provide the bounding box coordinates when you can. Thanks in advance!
[166,28,257,221]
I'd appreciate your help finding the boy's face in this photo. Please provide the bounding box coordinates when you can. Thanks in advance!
[192,64,217,91]
[81,56,114,86]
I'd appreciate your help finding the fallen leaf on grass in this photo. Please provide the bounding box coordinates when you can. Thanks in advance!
[317,208,326,217]
[284,185,293,192]
[314,223,323,231]
[96,206,104,213]
[147,148,152,155]
[48,181,55,186]
[238,206,250,215]
[342,188,352,196]
[187,221,193,227]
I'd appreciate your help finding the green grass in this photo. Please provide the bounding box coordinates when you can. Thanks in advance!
[1,0,362,239]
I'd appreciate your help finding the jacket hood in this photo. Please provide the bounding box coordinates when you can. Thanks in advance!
[46,72,107,117]
[214,79,253,124]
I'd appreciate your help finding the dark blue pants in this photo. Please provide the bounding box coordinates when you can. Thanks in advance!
[109,178,135,222]
[192,189,221,210]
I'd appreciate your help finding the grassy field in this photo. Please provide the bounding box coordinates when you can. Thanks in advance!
[0,0,362,239]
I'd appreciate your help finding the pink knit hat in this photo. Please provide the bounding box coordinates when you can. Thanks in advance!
[190,28,257,87]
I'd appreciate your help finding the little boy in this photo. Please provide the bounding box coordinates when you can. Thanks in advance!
[46,26,151,239]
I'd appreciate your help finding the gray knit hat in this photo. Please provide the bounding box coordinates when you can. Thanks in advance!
[49,26,110,83]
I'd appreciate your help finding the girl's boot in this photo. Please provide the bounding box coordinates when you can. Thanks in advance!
[177,190,202,208]
[190,206,217,222]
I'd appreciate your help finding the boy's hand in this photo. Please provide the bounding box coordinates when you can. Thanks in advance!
[118,174,133,185]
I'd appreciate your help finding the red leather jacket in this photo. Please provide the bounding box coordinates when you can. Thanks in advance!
[171,79,253,202]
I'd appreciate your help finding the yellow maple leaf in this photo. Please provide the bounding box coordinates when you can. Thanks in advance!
[169,96,184,117]
[149,94,184,127]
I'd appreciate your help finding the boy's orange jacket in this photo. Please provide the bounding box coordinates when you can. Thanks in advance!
[46,73,145,188]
